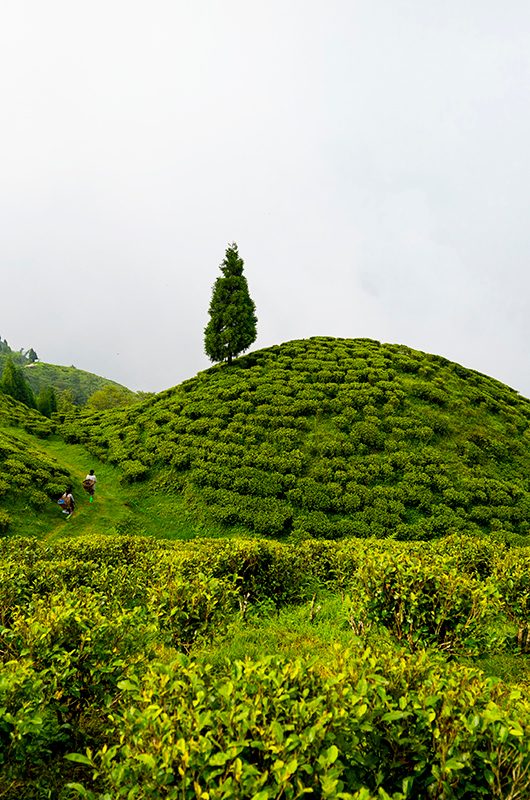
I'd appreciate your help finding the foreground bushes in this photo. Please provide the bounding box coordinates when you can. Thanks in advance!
[355,548,501,654]
[68,650,530,800]
[2,533,530,798]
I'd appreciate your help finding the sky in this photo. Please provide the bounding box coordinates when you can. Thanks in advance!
[1,0,529,396]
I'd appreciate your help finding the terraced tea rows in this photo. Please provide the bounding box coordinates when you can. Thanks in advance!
[62,337,530,541]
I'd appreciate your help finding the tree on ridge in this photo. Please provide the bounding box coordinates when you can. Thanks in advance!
[204,242,257,364]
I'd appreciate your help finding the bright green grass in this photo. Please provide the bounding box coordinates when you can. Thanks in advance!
[2,429,130,541]
[1,427,258,543]
[195,593,530,686]
[476,653,530,685]
[193,593,386,669]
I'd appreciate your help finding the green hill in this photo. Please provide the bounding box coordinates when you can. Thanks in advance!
[0,339,134,405]
[21,361,134,405]
[60,337,530,542]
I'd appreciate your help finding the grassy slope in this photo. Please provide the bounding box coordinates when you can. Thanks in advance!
[4,343,530,796]
[21,361,134,404]
[0,392,202,541]
[0,424,250,542]
[60,337,530,542]
[0,392,250,542]
[0,345,134,404]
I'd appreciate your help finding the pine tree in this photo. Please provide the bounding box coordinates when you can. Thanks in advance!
[26,348,38,363]
[0,358,36,407]
[204,243,257,364]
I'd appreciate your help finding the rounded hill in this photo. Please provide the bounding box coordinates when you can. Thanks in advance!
[63,337,530,541]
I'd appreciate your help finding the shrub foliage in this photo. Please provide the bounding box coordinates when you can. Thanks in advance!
[1,534,530,798]
[60,337,530,541]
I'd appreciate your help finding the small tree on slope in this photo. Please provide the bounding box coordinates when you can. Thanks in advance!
[204,242,257,364]
[36,385,57,417]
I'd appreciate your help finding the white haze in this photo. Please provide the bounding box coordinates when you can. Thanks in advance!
[1,1,529,396]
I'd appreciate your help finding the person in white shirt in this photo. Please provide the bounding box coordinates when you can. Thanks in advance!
[82,470,97,503]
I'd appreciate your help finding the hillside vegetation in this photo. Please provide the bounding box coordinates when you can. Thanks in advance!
[22,362,135,405]
[62,337,530,541]
[3,338,530,798]
[0,393,53,437]
[0,395,69,534]
[0,338,134,405]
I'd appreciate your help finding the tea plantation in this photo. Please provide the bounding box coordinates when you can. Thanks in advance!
[61,337,530,542]
[2,336,530,799]
[3,534,530,799]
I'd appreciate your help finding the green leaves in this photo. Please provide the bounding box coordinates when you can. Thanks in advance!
[53,648,530,800]
[3,533,530,797]
[65,752,94,766]
[355,548,501,654]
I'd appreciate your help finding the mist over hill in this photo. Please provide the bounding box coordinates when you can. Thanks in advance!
[62,337,530,542]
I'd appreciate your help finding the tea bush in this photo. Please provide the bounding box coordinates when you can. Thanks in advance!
[4,534,530,797]
[0,429,71,520]
[0,392,53,437]
[355,549,500,654]
[68,650,530,800]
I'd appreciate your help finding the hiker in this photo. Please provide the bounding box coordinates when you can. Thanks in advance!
[82,470,97,503]
[58,486,75,519]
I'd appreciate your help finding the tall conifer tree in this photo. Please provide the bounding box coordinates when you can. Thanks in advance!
[0,358,36,407]
[204,243,257,364]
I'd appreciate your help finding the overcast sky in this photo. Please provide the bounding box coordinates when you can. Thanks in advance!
[1,1,529,397]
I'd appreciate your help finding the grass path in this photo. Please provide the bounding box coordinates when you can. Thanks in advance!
[3,427,207,542]
[38,436,130,541]
[2,428,133,542]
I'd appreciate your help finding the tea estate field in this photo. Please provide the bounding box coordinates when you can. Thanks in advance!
[2,337,530,798]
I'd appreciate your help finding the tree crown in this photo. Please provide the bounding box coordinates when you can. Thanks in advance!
[204,242,257,364]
